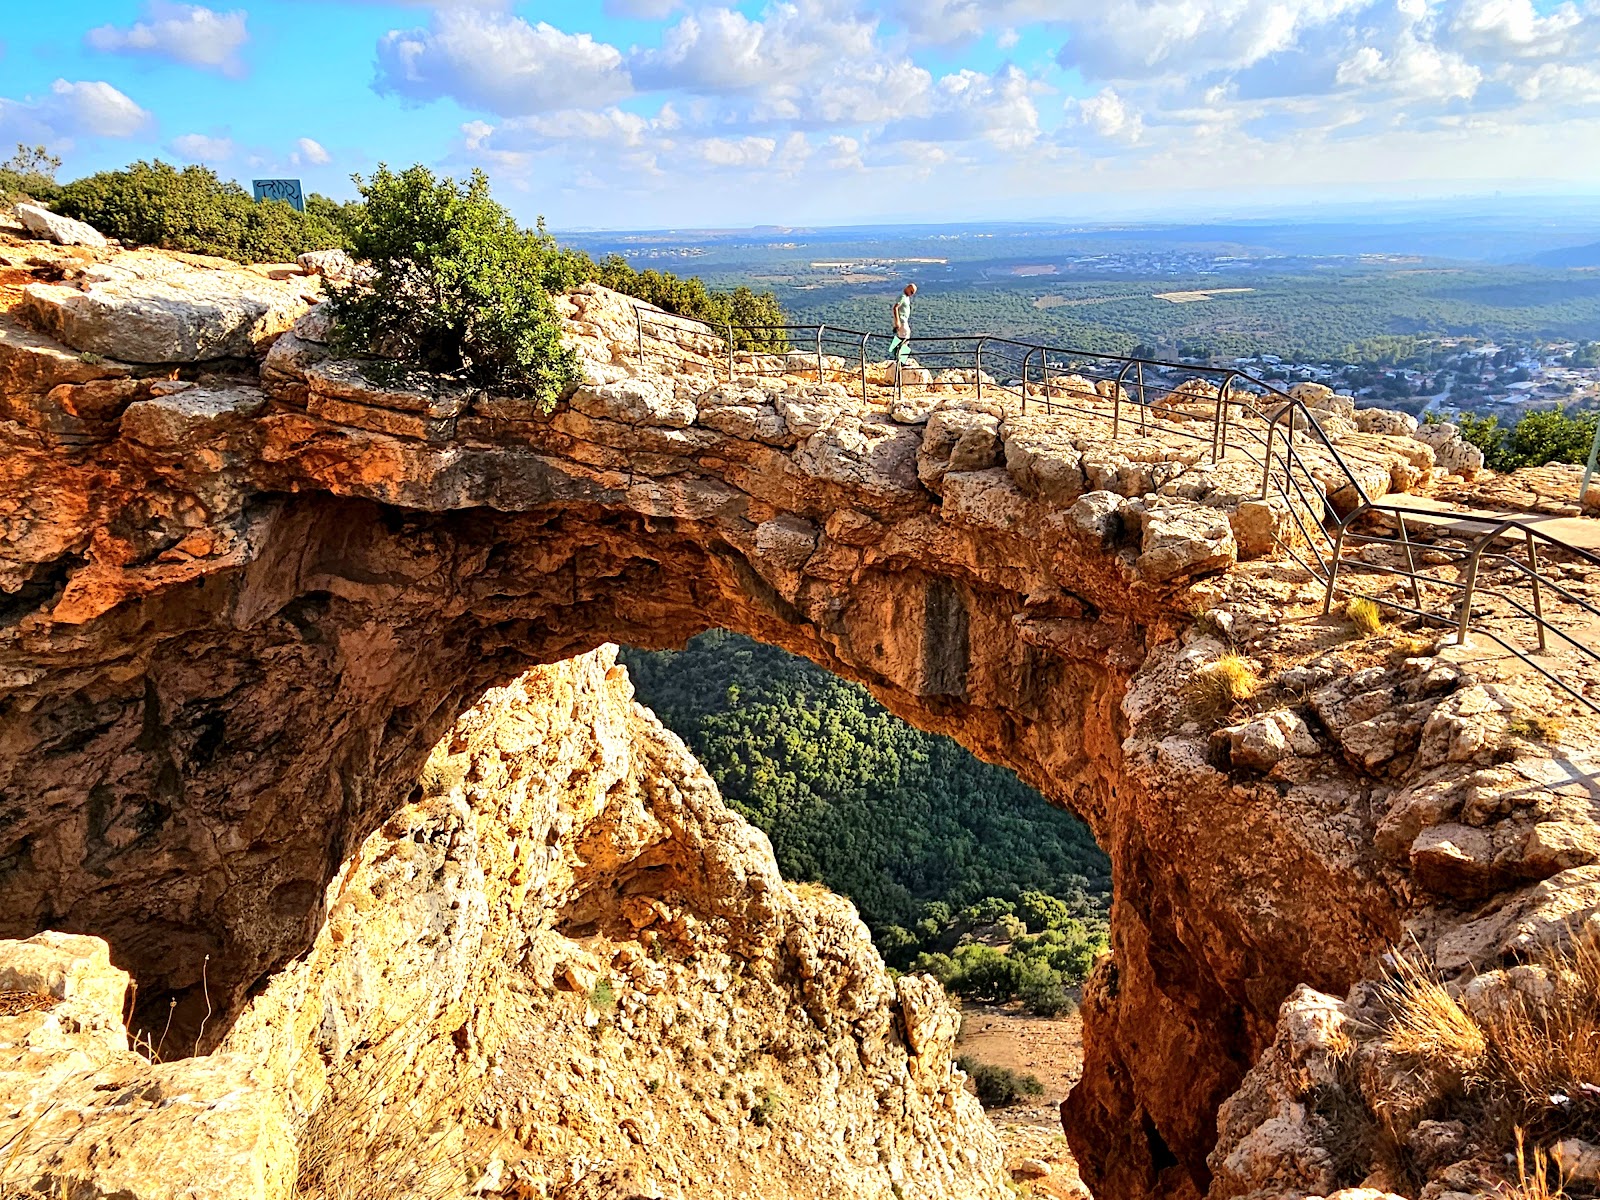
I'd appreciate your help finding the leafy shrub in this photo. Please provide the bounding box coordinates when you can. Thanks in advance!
[1017,889,1075,934]
[957,1055,1045,1107]
[52,160,350,263]
[0,144,62,207]
[1455,407,1600,474]
[1016,962,1075,1017]
[328,164,580,407]
[593,255,788,351]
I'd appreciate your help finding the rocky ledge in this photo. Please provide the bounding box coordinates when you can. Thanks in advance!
[1,236,1598,1200]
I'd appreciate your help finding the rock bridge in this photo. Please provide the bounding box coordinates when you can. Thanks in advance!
[4,243,1599,1200]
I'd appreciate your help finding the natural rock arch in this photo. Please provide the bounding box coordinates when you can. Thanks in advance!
[9,270,1569,1200]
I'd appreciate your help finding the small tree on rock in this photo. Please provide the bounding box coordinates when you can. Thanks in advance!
[329,164,580,408]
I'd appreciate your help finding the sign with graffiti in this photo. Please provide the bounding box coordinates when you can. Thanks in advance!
[251,178,305,212]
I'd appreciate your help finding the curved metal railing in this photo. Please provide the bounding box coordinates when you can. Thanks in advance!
[629,303,1600,708]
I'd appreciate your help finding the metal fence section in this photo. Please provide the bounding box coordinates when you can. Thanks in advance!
[629,305,1600,707]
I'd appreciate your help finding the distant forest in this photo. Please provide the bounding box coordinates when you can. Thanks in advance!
[783,269,1600,364]
[619,631,1110,934]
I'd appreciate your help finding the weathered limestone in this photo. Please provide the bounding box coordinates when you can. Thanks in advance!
[0,652,1002,1200]
[14,202,108,248]
[19,253,320,362]
[2,240,1595,1200]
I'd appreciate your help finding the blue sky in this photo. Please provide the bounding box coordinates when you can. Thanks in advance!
[3,0,1598,229]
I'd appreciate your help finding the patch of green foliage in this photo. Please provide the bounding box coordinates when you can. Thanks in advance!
[621,632,1110,1013]
[904,893,1106,1017]
[750,1088,780,1126]
[620,631,1110,934]
[1453,407,1600,473]
[957,1055,1045,1108]
[592,255,788,351]
[52,160,352,263]
[588,976,616,1014]
[0,144,62,207]
[329,164,581,406]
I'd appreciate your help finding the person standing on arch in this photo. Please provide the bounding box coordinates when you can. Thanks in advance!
[886,282,916,379]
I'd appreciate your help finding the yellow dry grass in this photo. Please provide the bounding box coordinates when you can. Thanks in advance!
[1378,954,1486,1071]
[1184,656,1261,721]
[1506,714,1568,745]
[1504,1129,1569,1200]
[1479,925,1600,1131]
[293,1049,487,1200]
[1345,596,1384,637]
[1376,924,1600,1187]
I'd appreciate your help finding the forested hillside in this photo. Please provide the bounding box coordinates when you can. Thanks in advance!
[620,632,1110,934]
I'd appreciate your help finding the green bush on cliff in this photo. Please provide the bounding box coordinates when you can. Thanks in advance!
[52,160,350,262]
[328,164,580,406]
[1453,407,1600,474]
[591,255,789,351]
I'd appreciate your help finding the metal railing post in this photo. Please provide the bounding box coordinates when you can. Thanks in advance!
[726,321,735,382]
[1261,410,1279,501]
[1217,374,1233,462]
[1397,513,1424,608]
[635,306,645,364]
[816,325,826,382]
[859,332,868,404]
[1137,361,1146,435]
[1527,530,1547,651]
[1454,525,1507,647]
[1322,518,1350,615]
[1042,350,1052,414]
[976,338,987,404]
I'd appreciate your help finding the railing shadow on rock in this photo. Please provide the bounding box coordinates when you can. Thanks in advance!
[630,305,1600,708]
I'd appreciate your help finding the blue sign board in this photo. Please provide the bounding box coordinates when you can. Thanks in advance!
[252,178,305,212]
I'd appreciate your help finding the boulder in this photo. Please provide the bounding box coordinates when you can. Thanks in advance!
[14,202,108,249]
[1413,422,1485,480]
[570,376,696,429]
[1355,407,1419,437]
[1136,501,1238,583]
[19,263,320,363]
[1066,490,1127,550]
[296,249,362,282]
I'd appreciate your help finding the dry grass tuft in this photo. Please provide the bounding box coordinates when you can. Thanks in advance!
[1505,714,1568,745]
[1478,924,1600,1140]
[1504,1129,1569,1200]
[1378,954,1487,1072]
[1345,596,1385,637]
[294,1049,487,1200]
[1184,655,1261,721]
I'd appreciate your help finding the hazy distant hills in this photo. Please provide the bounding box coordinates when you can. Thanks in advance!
[1530,242,1600,268]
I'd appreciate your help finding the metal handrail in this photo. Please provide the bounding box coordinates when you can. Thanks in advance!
[628,302,1600,706]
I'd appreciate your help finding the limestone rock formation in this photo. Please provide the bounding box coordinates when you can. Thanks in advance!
[0,651,1001,1200]
[2,236,1598,1200]
[14,203,109,249]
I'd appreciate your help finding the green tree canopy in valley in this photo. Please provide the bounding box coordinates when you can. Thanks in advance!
[620,631,1110,935]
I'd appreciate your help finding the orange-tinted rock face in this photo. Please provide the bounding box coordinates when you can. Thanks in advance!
[4,243,1596,1200]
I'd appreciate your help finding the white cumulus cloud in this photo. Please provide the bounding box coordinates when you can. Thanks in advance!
[294,137,331,165]
[375,9,631,115]
[1069,88,1145,142]
[170,132,234,161]
[631,3,877,94]
[0,79,154,147]
[85,2,249,76]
